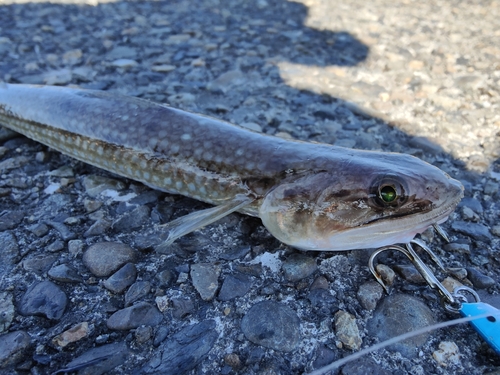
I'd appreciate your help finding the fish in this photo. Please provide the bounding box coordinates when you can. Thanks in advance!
[0,83,464,251]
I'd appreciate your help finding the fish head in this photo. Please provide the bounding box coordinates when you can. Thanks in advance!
[258,151,464,251]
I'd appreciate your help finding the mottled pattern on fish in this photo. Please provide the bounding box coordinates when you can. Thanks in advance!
[0,84,463,251]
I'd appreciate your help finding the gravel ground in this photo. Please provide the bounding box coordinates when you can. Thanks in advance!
[0,0,499,374]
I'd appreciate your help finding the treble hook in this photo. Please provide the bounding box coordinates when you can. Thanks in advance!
[369,241,458,309]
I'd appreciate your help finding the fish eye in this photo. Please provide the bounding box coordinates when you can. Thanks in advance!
[379,185,397,203]
[371,177,407,208]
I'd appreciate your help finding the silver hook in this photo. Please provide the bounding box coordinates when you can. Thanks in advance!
[369,243,459,309]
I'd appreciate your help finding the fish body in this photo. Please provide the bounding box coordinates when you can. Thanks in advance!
[0,84,463,250]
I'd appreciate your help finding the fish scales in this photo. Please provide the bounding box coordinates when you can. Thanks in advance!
[0,84,463,251]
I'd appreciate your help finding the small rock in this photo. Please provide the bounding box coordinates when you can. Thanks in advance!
[442,277,463,293]
[218,273,253,301]
[241,301,301,352]
[46,221,76,241]
[207,70,246,93]
[171,296,195,319]
[48,264,83,283]
[307,288,338,318]
[19,281,68,320]
[111,59,138,68]
[219,245,252,261]
[0,231,19,270]
[103,263,137,293]
[341,357,392,375]
[52,322,89,347]
[68,239,84,257]
[155,295,169,312]
[83,175,126,198]
[125,281,151,306]
[432,341,460,366]
[151,64,176,72]
[0,331,31,369]
[451,221,491,242]
[483,180,498,196]
[310,276,329,290]
[0,292,14,333]
[224,353,241,369]
[27,223,49,237]
[190,263,221,301]
[141,320,218,374]
[0,211,24,231]
[466,268,495,289]
[112,205,150,232]
[22,254,58,274]
[312,345,337,371]
[357,281,384,310]
[375,264,396,286]
[47,239,65,252]
[334,310,362,350]
[135,325,153,344]
[85,218,112,237]
[83,242,137,277]
[393,264,426,284]
[367,294,435,358]
[107,302,163,330]
[57,342,128,375]
[282,253,317,282]
[444,242,470,254]
[491,225,500,237]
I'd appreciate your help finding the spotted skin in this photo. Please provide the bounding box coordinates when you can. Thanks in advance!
[0,84,463,250]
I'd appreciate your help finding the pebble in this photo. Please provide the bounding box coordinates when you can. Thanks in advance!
[190,263,221,301]
[451,221,491,242]
[241,301,301,352]
[341,357,392,375]
[367,294,435,358]
[170,296,195,319]
[46,221,76,241]
[0,331,31,369]
[82,175,126,198]
[307,288,338,318]
[135,325,153,344]
[466,268,495,289]
[218,272,253,301]
[47,239,65,252]
[48,264,83,283]
[27,223,49,237]
[282,253,318,282]
[444,242,471,254]
[84,218,111,237]
[433,341,460,366]
[375,264,396,287]
[0,211,24,231]
[125,281,151,306]
[19,281,68,320]
[103,263,137,293]
[0,231,19,271]
[141,320,218,374]
[22,254,58,274]
[357,281,384,310]
[107,302,163,330]
[83,242,137,277]
[111,59,138,69]
[57,342,128,374]
[112,205,151,232]
[52,322,89,348]
[0,292,14,333]
[334,310,362,351]
[393,264,426,284]
[155,295,169,312]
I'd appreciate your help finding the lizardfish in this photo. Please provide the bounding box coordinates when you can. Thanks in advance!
[0,84,463,250]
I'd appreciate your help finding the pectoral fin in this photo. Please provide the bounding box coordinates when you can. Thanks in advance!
[161,195,255,246]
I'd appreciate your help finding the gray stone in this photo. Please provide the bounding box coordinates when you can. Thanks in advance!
[84,218,111,237]
[357,281,384,310]
[103,263,137,293]
[125,281,151,306]
[466,268,496,289]
[218,273,253,301]
[341,357,391,375]
[451,221,491,242]
[0,331,31,369]
[83,242,137,277]
[107,302,163,330]
[0,293,14,333]
[22,254,58,274]
[82,175,126,197]
[171,296,195,319]
[19,281,68,320]
[0,231,19,271]
[141,320,218,374]
[0,211,24,231]
[112,205,151,232]
[334,310,362,350]
[190,263,221,301]
[241,301,301,352]
[48,264,83,283]
[367,294,435,358]
[57,342,128,375]
[46,221,76,241]
[282,253,317,282]
[393,264,426,284]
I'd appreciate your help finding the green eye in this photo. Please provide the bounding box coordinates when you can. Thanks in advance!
[380,185,397,203]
